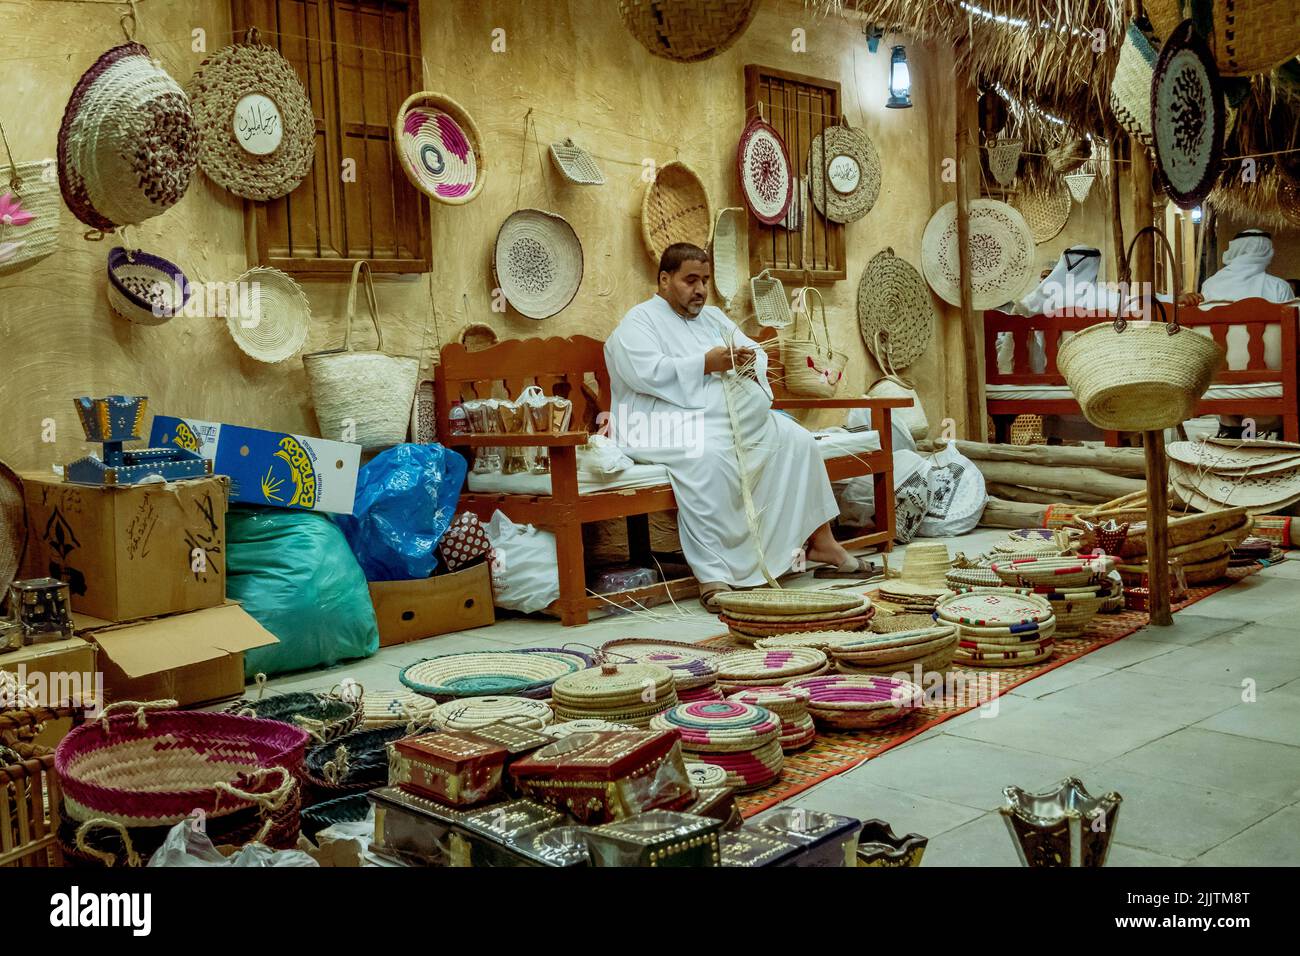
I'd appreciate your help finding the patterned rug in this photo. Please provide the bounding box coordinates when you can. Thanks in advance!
[699,565,1264,816]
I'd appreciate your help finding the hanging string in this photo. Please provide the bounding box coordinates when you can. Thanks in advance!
[119,0,139,42]
[515,108,532,210]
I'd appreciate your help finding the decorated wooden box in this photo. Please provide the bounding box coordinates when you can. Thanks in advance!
[719,827,802,867]
[750,808,862,867]
[507,729,694,824]
[467,721,555,761]
[684,785,739,828]
[388,732,510,806]
[584,810,721,867]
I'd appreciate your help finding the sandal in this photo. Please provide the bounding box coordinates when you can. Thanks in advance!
[813,556,878,579]
[699,582,733,613]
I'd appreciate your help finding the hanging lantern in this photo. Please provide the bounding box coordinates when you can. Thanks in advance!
[886,45,912,109]
[1191,206,1204,224]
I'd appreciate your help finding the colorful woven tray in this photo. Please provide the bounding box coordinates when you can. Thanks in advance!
[787,675,923,730]
[602,649,718,691]
[431,696,554,732]
[935,590,1053,627]
[695,738,785,791]
[715,647,829,685]
[399,648,589,699]
[650,701,780,750]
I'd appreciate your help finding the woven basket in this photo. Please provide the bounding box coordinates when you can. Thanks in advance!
[224,689,362,746]
[493,208,584,320]
[57,43,197,232]
[808,124,880,224]
[395,91,484,205]
[303,260,418,449]
[722,598,870,624]
[988,139,1022,186]
[858,247,935,371]
[106,246,190,326]
[789,675,922,730]
[922,200,1036,310]
[1064,171,1096,204]
[714,588,863,617]
[549,137,604,185]
[430,696,554,733]
[990,556,1110,589]
[1012,180,1073,244]
[723,612,874,639]
[712,206,744,311]
[304,724,409,803]
[360,690,439,730]
[55,704,307,861]
[1009,413,1046,446]
[782,288,846,398]
[617,0,759,62]
[0,145,60,271]
[1110,22,1159,151]
[642,160,711,263]
[1146,0,1300,77]
[225,265,310,363]
[598,637,725,660]
[300,792,371,843]
[187,29,315,201]
[400,648,589,700]
[751,268,792,328]
[1118,507,1249,557]
[1057,227,1224,432]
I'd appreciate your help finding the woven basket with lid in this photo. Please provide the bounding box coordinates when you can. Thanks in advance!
[551,662,679,727]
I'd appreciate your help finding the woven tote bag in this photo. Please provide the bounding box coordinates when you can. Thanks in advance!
[303,261,419,451]
[0,121,59,271]
[782,288,846,398]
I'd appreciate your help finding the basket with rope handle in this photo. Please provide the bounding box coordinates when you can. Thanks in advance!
[1057,226,1225,432]
[781,287,846,398]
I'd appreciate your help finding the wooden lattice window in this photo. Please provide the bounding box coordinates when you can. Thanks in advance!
[744,65,846,284]
[233,0,430,274]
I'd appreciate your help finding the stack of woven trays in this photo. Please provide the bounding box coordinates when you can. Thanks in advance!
[713,647,830,693]
[828,624,959,677]
[990,555,1115,639]
[714,589,874,644]
[650,701,784,792]
[945,565,1006,591]
[875,581,948,614]
[1108,507,1252,587]
[1229,536,1273,568]
[786,674,923,730]
[429,695,555,732]
[754,631,875,654]
[398,647,592,701]
[600,639,724,703]
[727,686,816,751]
[550,662,679,727]
[935,589,1057,667]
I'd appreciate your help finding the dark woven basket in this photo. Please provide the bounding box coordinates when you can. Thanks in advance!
[301,792,372,843]
[225,690,362,745]
[304,724,410,804]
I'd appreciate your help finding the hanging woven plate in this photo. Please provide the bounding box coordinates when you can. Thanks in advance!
[1151,19,1225,210]
[395,91,484,205]
[58,43,197,231]
[736,116,792,226]
[807,125,880,224]
[549,137,604,185]
[642,160,712,263]
[1011,180,1073,244]
[921,199,1036,310]
[224,266,310,363]
[493,209,583,320]
[187,29,315,201]
[617,0,760,63]
[857,247,935,370]
[711,206,745,310]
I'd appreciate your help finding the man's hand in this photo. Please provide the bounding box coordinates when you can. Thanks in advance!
[704,345,755,374]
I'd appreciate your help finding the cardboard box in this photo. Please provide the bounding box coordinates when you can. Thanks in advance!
[0,637,99,708]
[23,473,228,622]
[150,415,360,514]
[75,602,278,707]
[369,562,495,647]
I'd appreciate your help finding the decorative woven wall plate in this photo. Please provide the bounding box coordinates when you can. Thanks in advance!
[921,199,1036,310]
[549,137,604,185]
[1012,180,1073,244]
[106,247,191,325]
[225,266,310,363]
[617,0,759,63]
[712,206,744,310]
[737,117,792,226]
[493,209,583,320]
[187,30,315,201]
[643,160,712,263]
[1152,20,1225,210]
[58,43,197,231]
[395,91,483,205]
[808,125,880,224]
[857,247,935,370]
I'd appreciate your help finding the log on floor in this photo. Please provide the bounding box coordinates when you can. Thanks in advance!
[985,482,1108,506]
[980,497,1049,529]
[926,440,1147,477]
[973,461,1145,500]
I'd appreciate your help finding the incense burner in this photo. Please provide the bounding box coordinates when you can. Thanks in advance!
[1000,776,1122,867]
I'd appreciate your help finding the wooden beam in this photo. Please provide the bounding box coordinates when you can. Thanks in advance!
[928,439,1147,476]
[1110,134,1129,285]
[980,497,1050,529]
[954,45,986,442]
[971,461,1145,500]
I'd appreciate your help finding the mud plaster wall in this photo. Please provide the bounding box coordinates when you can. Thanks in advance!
[1,0,991,474]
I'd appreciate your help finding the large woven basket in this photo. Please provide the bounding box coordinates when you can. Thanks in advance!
[304,723,410,803]
[399,648,590,700]
[303,260,419,449]
[618,0,759,62]
[782,287,846,398]
[225,688,363,746]
[642,160,712,263]
[395,91,484,205]
[1057,227,1224,432]
[1146,0,1300,77]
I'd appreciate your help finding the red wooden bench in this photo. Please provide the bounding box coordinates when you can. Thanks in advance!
[984,299,1299,444]
[434,334,910,626]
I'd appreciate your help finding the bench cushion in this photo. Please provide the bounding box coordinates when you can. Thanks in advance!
[985,382,1283,402]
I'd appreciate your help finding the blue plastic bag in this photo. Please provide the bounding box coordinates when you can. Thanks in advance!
[336,443,467,582]
[226,507,379,679]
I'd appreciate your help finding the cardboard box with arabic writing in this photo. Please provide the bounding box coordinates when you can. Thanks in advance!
[149,415,360,515]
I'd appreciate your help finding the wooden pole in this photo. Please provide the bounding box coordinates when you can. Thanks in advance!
[954,44,985,442]
[1110,134,1128,285]
[1130,141,1173,626]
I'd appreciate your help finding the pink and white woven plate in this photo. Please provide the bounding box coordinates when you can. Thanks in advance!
[737,116,793,226]
[935,590,1053,628]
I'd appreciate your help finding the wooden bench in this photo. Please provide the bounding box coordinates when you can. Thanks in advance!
[984,299,1299,444]
[435,334,909,626]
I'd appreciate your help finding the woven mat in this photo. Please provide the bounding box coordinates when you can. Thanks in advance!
[697,565,1263,816]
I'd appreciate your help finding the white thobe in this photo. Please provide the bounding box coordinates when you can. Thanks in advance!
[604,296,839,587]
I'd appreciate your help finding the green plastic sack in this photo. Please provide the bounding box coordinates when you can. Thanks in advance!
[226,506,379,679]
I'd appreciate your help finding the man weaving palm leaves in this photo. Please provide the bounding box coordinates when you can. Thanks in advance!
[604,243,873,612]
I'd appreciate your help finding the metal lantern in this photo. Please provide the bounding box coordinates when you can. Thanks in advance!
[886,45,912,109]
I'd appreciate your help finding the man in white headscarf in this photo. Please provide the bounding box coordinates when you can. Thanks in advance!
[1199,230,1293,304]
[1001,246,1117,373]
